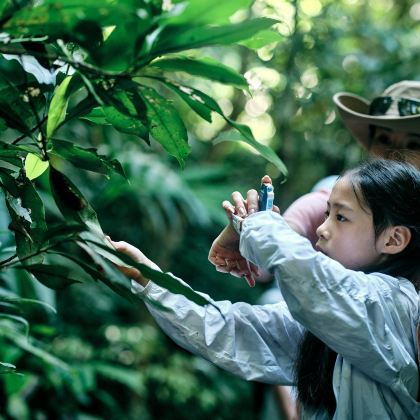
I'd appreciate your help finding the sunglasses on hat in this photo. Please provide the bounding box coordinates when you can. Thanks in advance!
[369,96,420,117]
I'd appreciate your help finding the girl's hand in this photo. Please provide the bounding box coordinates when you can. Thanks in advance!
[208,175,279,287]
[107,238,161,287]
[208,224,260,287]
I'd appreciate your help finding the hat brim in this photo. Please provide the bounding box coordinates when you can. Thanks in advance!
[333,92,420,149]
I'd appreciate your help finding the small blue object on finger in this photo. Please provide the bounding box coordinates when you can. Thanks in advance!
[259,183,274,211]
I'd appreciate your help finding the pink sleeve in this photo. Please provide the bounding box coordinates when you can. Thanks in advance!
[283,190,330,248]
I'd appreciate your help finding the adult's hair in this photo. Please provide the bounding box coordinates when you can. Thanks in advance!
[346,159,420,288]
[296,159,420,416]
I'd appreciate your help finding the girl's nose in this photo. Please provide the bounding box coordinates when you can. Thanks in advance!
[316,220,329,240]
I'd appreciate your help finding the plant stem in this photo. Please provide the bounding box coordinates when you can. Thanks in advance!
[0,253,17,266]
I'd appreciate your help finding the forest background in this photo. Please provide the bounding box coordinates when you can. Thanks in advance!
[0,0,419,419]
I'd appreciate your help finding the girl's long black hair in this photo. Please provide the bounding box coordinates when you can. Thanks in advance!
[295,159,420,417]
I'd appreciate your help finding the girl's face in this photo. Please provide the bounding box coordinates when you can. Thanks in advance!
[370,127,420,168]
[315,176,388,270]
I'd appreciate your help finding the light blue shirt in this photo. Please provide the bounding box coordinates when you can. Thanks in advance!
[133,212,420,419]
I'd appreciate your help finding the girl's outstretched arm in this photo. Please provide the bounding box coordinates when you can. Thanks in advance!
[111,239,304,385]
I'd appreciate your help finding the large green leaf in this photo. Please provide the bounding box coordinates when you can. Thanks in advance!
[48,166,135,300]
[0,86,35,136]
[15,264,81,290]
[46,75,73,139]
[0,145,26,167]
[24,153,49,180]
[92,17,153,72]
[3,0,150,45]
[149,18,278,57]
[0,295,56,314]
[1,171,47,265]
[165,0,253,25]
[81,107,109,125]
[159,80,213,122]
[50,139,126,178]
[82,239,218,309]
[239,29,284,49]
[215,126,288,179]
[154,78,288,176]
[63,94,98,124]
[96,81,149,139]
[51,248,143,304]
[150,56,248,89]
[1,329,69,371]
[49,166,100,232]
[139,86,190,168]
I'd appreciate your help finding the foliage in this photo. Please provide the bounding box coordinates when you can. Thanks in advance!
[1,0,420,418]
[0,0,286,417]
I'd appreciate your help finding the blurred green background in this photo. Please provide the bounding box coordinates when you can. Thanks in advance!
[1,0,420,418]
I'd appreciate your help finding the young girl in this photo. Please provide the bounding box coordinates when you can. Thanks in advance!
[112,159,420,419]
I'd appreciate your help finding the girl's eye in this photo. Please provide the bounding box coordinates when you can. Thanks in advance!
[336,214,347,222]
[324,210,330,219]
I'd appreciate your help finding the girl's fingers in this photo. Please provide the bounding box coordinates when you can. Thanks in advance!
[272,204,281,214]
[244,274,256,288]
[231,191,247,217]
[222,200,235,219]
[246,189,259,214]
[261,175,272,185]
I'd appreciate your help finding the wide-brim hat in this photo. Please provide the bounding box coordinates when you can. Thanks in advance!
[333,80,420,149]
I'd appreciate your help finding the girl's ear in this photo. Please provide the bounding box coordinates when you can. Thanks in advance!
[381,226,412,255]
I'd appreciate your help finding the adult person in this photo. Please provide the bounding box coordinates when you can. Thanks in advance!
[112,159,420,418]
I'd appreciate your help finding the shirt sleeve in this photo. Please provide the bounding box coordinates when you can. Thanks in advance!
[283,190,330,248]
[239,211,419,391]
[132,276,304,385]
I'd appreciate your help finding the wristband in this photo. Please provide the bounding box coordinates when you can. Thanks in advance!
[231,213,244,234]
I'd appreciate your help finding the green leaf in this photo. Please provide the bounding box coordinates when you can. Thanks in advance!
[24,153,49,180]
[0,146,25,167]
[150,56,248,89]
[2,172,47,265]
[49,166,102,236]
[165,0,253,25]
[0,86,34,136]
[81,107,109,125]
[150,18,278,57]
[93,17,153,72]
[82,239,217,309]
[0,314,29,336]
[50,139,126,178]
[215,127,288,178]
[64,94,98,124]
[139,86,190,168]
[102,104,148,137]
[46,75,76,139]
[41,223,87,244]
[238,29,284,49]
[0,361,16,374]
[152,78,288,176]
[97,82,149,139]
[0,296,56,314]
[15,264,81,290]
[153,77,220,122]
[47,167,130,298]
[52,247,142,305]
[2,330,69,371]
[93,363,144,394]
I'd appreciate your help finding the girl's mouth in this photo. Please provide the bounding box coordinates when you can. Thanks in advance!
[315,242,327,256]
